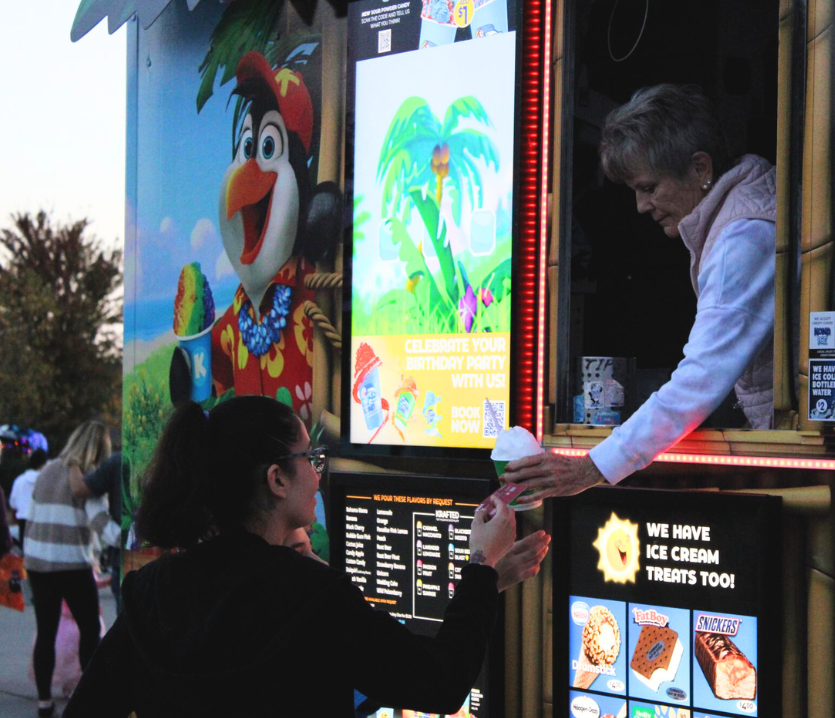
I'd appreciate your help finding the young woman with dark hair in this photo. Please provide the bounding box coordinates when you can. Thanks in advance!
[65,396,541,717]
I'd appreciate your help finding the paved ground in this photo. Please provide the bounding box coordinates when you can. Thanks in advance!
[0,577,118,718]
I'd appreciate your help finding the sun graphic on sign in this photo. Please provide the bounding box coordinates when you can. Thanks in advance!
[592,512,640,583]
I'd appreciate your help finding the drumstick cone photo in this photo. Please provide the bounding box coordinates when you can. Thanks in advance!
[573,645,599,690]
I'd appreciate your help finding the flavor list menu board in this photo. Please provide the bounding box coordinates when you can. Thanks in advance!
[344,489,474,619]
[345,0,519,450]
[331,473,498,717]
[553,487,781,718]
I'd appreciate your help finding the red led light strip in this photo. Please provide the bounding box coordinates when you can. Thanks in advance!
[537,0,552,441]
[548,447,835,471]
[516,0,548,434]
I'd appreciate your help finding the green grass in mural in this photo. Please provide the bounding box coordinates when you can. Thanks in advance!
[122,344,176,515]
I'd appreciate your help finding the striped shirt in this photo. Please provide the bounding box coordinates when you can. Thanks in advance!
[24,459,114,573]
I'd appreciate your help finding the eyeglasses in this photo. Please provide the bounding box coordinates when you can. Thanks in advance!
[275,446,329,475]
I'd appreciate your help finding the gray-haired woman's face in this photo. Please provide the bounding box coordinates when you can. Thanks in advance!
[626,168,705,238]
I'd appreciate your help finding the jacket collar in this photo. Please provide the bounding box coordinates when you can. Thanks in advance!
[678,154,774,286]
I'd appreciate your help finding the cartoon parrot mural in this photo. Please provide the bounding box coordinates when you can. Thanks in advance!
[171,51,340,422]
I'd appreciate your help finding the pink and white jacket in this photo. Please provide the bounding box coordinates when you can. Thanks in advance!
[591,155,776,483]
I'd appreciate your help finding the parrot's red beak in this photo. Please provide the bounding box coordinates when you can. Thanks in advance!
[225,159,277,265]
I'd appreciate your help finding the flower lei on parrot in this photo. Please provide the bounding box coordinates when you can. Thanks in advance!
[237,284,292,358]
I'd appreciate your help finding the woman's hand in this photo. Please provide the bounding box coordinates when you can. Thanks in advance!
[494,530,551,592]
[469,499,516,568]
[501,454,606,504]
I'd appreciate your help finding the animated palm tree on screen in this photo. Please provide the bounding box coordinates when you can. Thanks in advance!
[374,96,505,333]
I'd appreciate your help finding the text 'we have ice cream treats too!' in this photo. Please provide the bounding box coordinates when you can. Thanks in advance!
[490,423,543,510]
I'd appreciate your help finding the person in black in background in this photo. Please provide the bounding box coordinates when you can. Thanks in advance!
[70,451,125,613]
[0,444,15,557]
[66,397,542,718]
[0,433,28,501]
[0,488,12,559]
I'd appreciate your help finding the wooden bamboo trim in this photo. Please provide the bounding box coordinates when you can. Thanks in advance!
[730,485,831,515]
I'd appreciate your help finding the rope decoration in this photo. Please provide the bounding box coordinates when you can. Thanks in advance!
[303,272,343,349]
[304,272,343,290]
[304,300,341,349]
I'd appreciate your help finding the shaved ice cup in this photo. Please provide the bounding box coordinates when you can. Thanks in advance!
[492,428,544,511]
[176,324,213,402]
[471,0,509,37]
[493,461,542,511]
[358,367,384,431]
[419,17,458,48]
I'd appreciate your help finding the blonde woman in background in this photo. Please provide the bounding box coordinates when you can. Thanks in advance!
[25,421,112,718]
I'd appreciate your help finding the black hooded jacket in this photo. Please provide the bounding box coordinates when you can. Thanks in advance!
[64,530,498,717]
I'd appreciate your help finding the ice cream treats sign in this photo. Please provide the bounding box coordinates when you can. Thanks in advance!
[558,488,781,718]
[346,0,518,450]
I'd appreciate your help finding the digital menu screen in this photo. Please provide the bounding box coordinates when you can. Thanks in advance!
[344,0,520,451]
[330,472,500,717]
[553,487,781,718]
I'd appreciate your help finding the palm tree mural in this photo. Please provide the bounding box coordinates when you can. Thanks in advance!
[196,0,321,171]
[196,0,286,113]
[371,96,507,335]
[376,96,499,227]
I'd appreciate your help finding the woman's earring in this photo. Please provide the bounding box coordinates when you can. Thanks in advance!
[702,178,712,191]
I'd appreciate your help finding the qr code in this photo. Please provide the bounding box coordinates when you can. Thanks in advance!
[378,29,392,54]
[483,400,506,438]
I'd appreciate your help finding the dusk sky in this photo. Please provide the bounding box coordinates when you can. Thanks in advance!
[0,2,126,249]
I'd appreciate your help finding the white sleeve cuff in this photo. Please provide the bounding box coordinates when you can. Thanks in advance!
[589,434,648,484]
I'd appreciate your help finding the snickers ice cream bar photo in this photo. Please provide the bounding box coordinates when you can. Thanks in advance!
[692,611,758,716]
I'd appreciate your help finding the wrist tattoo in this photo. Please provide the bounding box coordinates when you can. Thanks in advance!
[470,550,487,565]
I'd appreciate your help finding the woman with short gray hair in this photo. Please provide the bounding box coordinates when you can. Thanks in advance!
[599,83,733,185]
[503,83,776,496]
